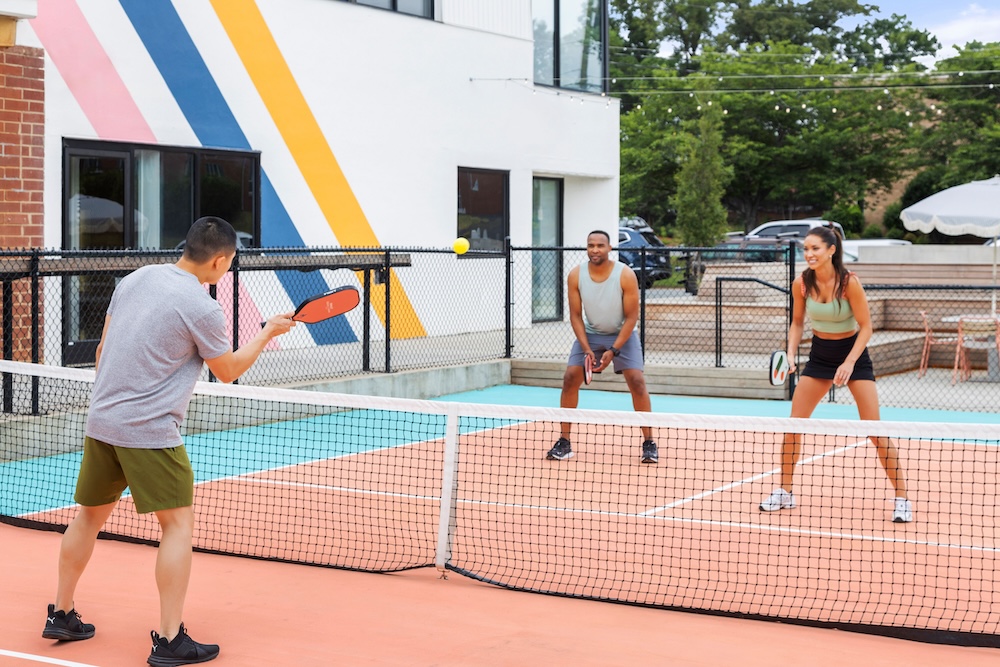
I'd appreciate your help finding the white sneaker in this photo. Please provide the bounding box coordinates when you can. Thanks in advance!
[893,497,913,523]
[759,488,796,512]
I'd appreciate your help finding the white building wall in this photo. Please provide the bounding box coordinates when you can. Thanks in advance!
[27,0,619,345]
[440,0,533,40]
[257,0,618,249]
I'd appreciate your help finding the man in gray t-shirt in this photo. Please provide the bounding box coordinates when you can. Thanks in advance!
[44,217,295,665]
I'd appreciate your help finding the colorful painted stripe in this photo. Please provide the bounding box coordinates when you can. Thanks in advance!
[117,0,356,345]
[209,0,426,338]
[31,0,155,142]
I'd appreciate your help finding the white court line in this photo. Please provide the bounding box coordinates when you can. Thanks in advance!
[0,649,99,666]
[641,437,869,516]
[236,468,999,554]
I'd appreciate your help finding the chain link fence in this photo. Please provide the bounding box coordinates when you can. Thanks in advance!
[2,245,998,412]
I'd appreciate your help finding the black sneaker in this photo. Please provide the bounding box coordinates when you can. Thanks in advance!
[641,440,659,464]
[42,604,95,641]
[148,623,220,666]
[546,437,574,460]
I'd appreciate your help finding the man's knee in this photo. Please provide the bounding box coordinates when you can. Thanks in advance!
[563,366,583,389]
[624,370,647,390]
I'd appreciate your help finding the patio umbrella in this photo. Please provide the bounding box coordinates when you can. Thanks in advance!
[900,175,1000,314]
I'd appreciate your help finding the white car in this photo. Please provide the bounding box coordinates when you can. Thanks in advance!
[745,219,845,240]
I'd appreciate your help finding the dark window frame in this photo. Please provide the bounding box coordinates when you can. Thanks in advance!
[341,0,434,19]
[60,139,261,365]
[457,166,509,258]
[533,0,609,94]
[62,138,262,250]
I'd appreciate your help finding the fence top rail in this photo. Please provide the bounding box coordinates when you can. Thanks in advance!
[0,251,412,278]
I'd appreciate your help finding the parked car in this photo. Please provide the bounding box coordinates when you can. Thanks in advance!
[617,227,672,287]
[745,219,845,240]
[841,238,910,259]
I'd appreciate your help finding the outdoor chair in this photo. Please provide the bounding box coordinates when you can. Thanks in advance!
[918,310,959,378]
[952,316,1000,384]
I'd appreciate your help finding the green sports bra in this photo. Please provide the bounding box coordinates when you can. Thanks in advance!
[802,273,858,334]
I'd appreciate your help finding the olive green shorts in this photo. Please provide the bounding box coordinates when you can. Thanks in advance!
[75,436,194,514]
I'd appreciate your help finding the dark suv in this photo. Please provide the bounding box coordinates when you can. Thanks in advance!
[617,227,672,287]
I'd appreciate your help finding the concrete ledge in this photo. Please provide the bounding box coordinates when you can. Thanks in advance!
[511,360,789,400]
[296,360,511,399]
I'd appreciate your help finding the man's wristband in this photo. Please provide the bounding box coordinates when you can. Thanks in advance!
[609,346,620,357]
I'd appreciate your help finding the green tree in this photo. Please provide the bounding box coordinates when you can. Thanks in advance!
[609,0,668,109]
[672,104,732,246]
[912,42,1000,186]
[840,14,939,70]
[619,89,688,231]
[660,0,725,76]
[717,0,876,53]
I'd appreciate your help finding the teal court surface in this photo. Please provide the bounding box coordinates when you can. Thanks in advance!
[436,383,1000,424]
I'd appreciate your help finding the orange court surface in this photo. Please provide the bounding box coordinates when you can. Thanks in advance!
[2,521,998,667]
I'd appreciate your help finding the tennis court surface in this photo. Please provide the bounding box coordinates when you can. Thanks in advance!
[3,359,1000,663]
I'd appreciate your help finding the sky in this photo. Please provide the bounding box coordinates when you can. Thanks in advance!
[860,1,1000,65]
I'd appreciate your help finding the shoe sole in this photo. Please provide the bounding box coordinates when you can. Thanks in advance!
[759,503,795,512]
[42,628,95,641]
[546,452,574,460]
[893,516,912,523]
[148,652,219,667]
[641,457,658,463]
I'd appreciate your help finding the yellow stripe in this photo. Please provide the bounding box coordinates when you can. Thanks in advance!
[210,0,426,338]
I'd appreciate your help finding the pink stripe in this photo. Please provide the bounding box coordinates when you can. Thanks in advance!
[213,275,280,351]
[32,0,156,142]
[34,3,283,350]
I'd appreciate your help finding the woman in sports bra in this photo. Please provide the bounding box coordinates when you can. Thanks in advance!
[758,225,913,522]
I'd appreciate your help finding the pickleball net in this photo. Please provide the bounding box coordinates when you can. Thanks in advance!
[2,359,999,647]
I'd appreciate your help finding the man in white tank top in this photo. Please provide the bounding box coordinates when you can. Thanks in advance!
[546,230,658,464]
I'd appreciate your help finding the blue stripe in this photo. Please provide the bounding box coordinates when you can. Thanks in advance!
[118,0,355,344]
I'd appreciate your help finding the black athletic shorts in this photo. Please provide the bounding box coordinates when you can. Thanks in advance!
[801,333,876,382]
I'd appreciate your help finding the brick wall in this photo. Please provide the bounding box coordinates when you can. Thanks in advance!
[0,45,44,362]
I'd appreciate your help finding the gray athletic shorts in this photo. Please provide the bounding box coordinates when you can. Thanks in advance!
[568,332,643,374]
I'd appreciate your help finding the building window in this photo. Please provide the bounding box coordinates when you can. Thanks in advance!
[64,139,260,251]
[345,0,433,18]
[457,168,508,255]
[61,139,260,364]
[533,0,607,93]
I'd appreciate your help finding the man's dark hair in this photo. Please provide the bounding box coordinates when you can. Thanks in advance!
[182,217,238,263]
[588,230,611,243]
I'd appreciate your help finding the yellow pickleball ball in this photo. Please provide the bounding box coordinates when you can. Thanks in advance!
[453,237,470,255]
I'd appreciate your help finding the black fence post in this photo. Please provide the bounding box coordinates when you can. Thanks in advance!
[30,249,39,413]
[715,276,723,367]
[3,278,11,413]
[208,282,218,382]
[639,245,647,360]
[787,244,797,398]
[505,237,512,359]
[231,254,240,385]
[362,269,371,372]
[383,249,391,373]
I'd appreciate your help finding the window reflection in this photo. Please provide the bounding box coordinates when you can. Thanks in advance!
[533,0,606,93]
[457,168,508,254]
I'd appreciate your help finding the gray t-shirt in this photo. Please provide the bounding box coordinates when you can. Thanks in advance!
[86,264,231,449]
